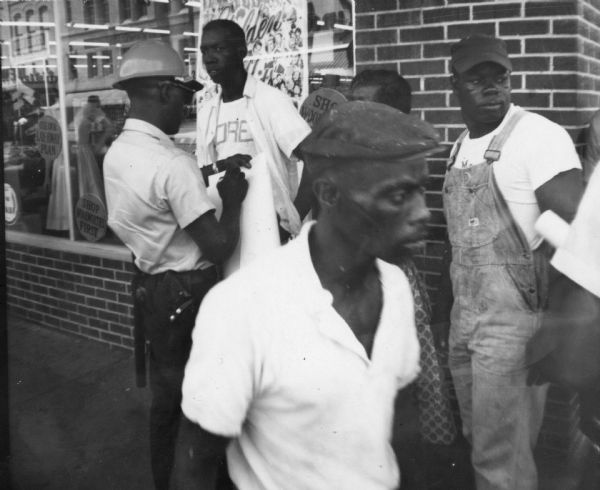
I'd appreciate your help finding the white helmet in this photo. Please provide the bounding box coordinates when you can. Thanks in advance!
[113,39,202,92]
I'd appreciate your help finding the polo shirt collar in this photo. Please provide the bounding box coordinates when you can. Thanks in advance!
[122,118,174,146]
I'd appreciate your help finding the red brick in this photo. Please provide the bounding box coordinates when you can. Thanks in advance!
[499,20,550,36]
[355,14,375,29]
[412,92,446,108]
[526,37,578,54]
[474,3,521,20]
[448,22,496,40]
[100,331,123,345]
[423,7,469,24]
[357,29,398,46]
[423,41,454,59]
[377,43,421,61]
[553,18,578,35]
[525,73,577,90]
[356,47,375,62]
[525,1,577,17]
[510,56,551,72]
[400,26,444,42]
[355,0,397,13]
[80,255,101,266]
[80,326,101,338]
[424,76,452,91]
[377,10,421,28]
[400,59,446,76]
[87,297,107,309]
[355,62,398,72]
[553,56,581,72]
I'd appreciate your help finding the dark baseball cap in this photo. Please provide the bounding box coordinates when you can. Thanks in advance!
[300,101,441,161]
[450,35,512,74]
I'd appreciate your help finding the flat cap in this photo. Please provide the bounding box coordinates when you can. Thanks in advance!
[450,35,512,74]
[300,101,440,161]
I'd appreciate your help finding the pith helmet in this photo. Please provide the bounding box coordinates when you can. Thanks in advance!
[113,39,203,91]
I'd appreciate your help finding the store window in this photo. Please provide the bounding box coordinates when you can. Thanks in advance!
[2,0,354,247]
[119,1,132,22]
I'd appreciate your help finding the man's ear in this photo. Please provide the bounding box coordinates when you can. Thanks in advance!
[313,178,339,209]
[237,44,248,60]
[158,82,171,104]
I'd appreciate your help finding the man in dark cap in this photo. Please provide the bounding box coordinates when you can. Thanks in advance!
[171,101,439,490]
[436,34,583,490]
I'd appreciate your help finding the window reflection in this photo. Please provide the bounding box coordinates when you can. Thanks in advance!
[1,0,355,243]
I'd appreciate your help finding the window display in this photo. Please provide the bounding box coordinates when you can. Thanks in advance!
[2,0,354,246]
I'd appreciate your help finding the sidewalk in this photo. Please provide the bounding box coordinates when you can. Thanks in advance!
[7,316,600,489]
[8,317,152,490]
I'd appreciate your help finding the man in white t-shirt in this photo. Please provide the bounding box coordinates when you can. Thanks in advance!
[171,101,441,489]
[196,19,312,240]
[436,35,583,490]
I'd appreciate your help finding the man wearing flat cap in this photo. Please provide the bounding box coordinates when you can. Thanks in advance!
[171,101,439,489]
[434,34,583,490]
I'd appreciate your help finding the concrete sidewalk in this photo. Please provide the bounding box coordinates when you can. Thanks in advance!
[6,316,600,489]
[8,317,153,490]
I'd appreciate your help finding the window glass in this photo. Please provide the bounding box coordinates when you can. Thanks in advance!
[1,0,354,244]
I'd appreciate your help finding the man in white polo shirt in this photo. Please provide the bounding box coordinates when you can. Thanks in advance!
[171,101,442,489]
[103,40,248,490]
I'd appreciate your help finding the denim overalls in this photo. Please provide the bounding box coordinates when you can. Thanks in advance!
[443,111,550,490]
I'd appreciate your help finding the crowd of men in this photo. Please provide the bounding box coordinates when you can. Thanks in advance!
[102,19,599,490]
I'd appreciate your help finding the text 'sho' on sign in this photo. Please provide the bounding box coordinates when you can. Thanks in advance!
[5,183,20,225]
[76,194,107,242]
[37,115,62,161]
[300,88,347,128]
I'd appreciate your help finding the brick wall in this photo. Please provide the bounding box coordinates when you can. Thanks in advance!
[354,0,593,459]
[6,241,134,350]
[355,0,597,290]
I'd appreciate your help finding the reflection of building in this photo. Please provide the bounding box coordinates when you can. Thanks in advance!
[61,0,198,95]
[1,0,57,106]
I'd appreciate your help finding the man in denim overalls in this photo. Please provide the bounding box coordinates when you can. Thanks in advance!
[438,35,583,489]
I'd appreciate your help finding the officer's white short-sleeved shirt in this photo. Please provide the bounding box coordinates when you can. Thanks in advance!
[181,223,421,490]
[104,119,215,274]
[552,164,600,298]
[452,104,581,249]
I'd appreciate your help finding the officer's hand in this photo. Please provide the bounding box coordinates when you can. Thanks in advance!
[217,168,248,205]
[216,154,252,173]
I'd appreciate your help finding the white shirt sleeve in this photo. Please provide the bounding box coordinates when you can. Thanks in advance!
[523,114,582,190]
[157,153,215,229]
[268,90,311,158]
[181,283,259,436]
[551,165,600,298]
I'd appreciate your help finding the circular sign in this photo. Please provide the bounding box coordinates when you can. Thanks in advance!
[300,88,347,128]
[75,194,107,242]
[4,183,19,225]
[37,115,62,161]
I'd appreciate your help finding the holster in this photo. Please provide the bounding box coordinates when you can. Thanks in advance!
[130,263,219,388]
[132,270,148,388]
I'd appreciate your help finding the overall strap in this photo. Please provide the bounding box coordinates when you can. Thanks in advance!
[447,129,469,169]
[484,110,527,164]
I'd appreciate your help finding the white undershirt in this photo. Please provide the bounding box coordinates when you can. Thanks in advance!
[453,105,581,249]
[215,98,257,160]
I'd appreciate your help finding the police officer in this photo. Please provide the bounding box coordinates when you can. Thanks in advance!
[103,40,248,490]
